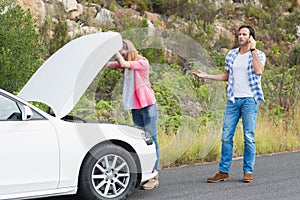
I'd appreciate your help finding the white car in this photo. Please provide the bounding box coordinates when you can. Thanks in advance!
[0,32,157,200]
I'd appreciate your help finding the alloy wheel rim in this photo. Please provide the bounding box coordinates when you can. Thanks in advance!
[92,154,130,198]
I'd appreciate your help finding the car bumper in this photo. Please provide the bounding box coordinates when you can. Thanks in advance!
[135,142,157,183]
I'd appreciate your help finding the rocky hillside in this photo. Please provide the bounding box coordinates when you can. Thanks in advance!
[16,0,300,53]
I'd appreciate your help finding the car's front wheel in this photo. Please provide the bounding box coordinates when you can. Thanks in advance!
[78,143,137,200]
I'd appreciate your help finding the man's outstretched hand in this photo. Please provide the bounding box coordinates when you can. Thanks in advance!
[192,71,208,79]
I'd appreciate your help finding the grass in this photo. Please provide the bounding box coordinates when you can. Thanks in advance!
[255,113,300,155]
[158,115,223,168]
[159,104,300,168]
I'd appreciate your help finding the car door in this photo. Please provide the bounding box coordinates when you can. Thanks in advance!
[0,93,59,195]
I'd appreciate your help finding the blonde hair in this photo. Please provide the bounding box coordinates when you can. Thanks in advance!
[122,39,138,61]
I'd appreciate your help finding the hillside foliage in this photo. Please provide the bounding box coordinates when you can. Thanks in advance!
[0,0,44,93]
[1,0,299,165]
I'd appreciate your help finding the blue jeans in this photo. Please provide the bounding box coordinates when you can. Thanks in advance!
[132,103,160,171]
[219,98,258,174]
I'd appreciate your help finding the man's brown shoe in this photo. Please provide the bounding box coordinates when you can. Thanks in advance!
[207,172,230,183]
[141,175,159,190]
[243,173,253,183]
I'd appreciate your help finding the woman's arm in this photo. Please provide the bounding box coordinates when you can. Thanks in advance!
[115,52,131,68]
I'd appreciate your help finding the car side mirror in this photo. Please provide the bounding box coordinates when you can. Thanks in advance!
[22,105,33,120]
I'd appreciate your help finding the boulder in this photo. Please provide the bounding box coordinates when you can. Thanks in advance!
[67,4,83,21]
[58,0,77,12]
[17,0,45,25]
[93,8,113,25]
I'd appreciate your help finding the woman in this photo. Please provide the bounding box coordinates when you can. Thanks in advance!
[105,39,160,190]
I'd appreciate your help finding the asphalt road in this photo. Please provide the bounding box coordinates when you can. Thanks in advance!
[41,151,300,200]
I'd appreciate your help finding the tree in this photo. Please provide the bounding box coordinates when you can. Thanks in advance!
[0,0,44,93]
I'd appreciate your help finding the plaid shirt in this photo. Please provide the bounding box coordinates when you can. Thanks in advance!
[225,47,266,103]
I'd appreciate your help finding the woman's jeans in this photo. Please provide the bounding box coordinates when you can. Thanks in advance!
[219,98,258,174]
[132,103,160,171]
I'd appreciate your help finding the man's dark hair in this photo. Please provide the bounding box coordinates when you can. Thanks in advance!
[239,25,255,39]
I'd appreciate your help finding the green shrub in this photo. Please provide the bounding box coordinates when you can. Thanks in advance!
[112,7,148,32]
[0,0,45,93]
[116,0,148,13]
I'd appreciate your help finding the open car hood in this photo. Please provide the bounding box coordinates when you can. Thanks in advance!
[18,32,122,118]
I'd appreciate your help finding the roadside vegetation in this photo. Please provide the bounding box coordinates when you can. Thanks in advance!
[1,0,299,168]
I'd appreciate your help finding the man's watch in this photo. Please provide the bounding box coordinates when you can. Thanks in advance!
[250,48,256,52]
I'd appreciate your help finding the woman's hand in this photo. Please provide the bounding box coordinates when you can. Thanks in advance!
[105,61,116,68]
[115,51,130,68]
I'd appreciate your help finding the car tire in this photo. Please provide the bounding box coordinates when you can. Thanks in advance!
[78,143,137,200]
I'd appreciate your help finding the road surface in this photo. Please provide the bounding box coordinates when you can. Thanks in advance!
[41,151,300,200]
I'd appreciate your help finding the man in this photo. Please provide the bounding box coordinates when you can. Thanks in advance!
[192,25,266,183]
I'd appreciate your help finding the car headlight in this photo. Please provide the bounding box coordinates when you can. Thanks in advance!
[141,130,153,145]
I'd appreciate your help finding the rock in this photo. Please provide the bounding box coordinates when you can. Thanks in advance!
[67,4,83,21]
[67,19,100,38]
[93,8,113,25]
[145,11,166,29]
[58,0,77,12]
[17,0,45,25]
[213,24,235,48]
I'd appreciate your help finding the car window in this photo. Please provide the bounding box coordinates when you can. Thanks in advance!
[24,103,45,120]
[0,94,45,121]
[0,94,22,120]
